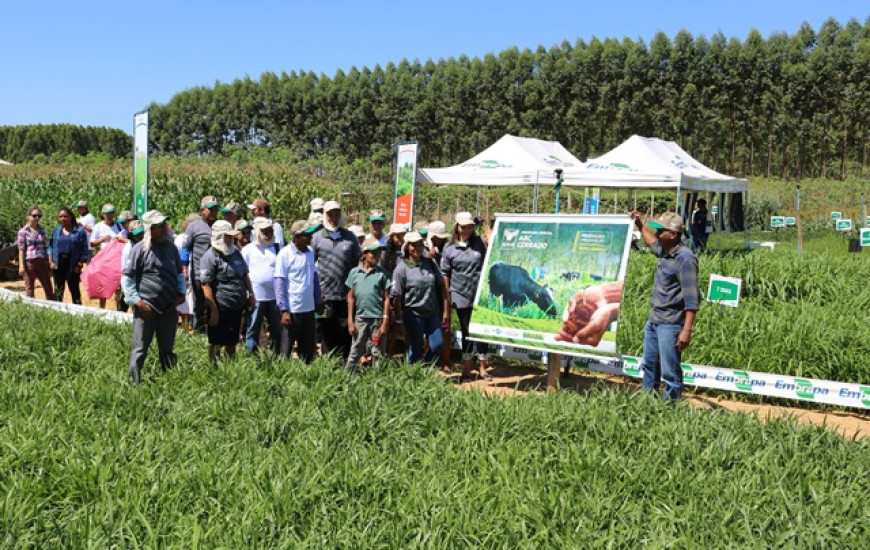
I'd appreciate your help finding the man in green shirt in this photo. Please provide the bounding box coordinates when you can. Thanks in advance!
[345,237,391,370]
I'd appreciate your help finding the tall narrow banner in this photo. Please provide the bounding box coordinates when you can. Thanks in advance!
[133,111,149,217]
[393,142,418,227]
[470,214,633,356]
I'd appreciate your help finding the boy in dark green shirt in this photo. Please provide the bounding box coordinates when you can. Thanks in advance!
[345,237,391,370]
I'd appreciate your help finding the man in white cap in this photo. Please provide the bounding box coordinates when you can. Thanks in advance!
[184,195,221,333]
[630,210,700,401]
[248,197,285,249]
[122,210,186,385]
[221,200,244,227]
[311,200,361,361]
[241,217,282,354]
[274,218,323,363]
[348,225,366,247]
[90,203,123,250]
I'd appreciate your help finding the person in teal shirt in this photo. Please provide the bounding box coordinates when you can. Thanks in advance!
[345,237,391,370]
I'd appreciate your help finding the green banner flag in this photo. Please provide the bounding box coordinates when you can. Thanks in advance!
[133,111,149,217]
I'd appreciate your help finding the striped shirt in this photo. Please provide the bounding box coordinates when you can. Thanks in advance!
[183,218,213,281]
[440,236,487,309]
[17,226,49,260]
[311,228,361,301]
[649,242,700,325]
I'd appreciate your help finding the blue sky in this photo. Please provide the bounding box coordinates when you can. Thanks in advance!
[1,1,866,134]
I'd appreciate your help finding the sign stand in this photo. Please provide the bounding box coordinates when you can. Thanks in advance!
[547,353,561,393]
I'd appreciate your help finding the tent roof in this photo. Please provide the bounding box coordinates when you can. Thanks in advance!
[417,134,583,186]
[565,135,747,193]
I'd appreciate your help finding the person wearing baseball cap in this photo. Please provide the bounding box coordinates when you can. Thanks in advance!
[183,196,221,332]
[234,219,253,248]
[442,212,490,380]
[248,197,285,249]
[379,223,407,278]
[221,201,244,226]
[348,224,366,247]
[345,236,390,371]
[199,219,255,363]
[73,200,96,238]
[121,210,186,384]
[240,217,281,355]
[367,210,387,246]
[629,209,700,401]
[273,218,323,363]
[391,231,449,365]
[311,200,361,361]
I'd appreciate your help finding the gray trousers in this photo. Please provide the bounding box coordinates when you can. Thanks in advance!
[346,317,386,370]
[129,308,178,384]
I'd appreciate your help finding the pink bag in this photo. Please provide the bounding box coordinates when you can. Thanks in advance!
[83,238,125,300]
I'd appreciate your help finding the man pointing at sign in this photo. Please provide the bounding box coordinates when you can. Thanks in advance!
[630,211,701,401]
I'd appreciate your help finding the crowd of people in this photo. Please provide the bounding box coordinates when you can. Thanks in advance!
[18,196,493,385]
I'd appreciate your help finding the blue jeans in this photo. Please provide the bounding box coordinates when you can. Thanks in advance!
[642,320,684,401]
[245,300,281,354]
[403,309,443,364]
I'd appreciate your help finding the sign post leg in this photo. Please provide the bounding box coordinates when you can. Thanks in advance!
[547,353,561,393]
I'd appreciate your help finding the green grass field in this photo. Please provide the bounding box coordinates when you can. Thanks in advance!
[1,301,869,548]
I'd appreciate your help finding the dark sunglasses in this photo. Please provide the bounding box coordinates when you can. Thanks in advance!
[31,214,42,218]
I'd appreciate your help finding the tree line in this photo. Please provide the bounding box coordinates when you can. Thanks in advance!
[0,125,132,164]
[144,18,870,180]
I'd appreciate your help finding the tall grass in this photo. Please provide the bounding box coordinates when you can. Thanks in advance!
[1,301,868,547]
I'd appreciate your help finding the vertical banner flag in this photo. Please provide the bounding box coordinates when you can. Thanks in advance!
[133,111,149,217]
[469,214,633,355]
[393,142,418,227]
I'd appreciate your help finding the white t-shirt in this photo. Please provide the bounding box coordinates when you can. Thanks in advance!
[242,242,278,302]
[90,221,121,245]
[274,245,317,313]
[271,219,285,249]
[121,241,133,271]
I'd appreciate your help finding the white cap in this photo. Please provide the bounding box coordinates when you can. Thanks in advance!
[348,225,365,238]
[428,220,449,239]
[309,198,325,212]
[403,231,424,244]
[211,219,239,236]
[455,211,475,225]
[323,200,341,212]
[389,223,408,234]
[252,216,273,230]
[142,210,167,226]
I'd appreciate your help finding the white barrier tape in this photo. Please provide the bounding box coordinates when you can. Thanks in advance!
[0,288,133,324]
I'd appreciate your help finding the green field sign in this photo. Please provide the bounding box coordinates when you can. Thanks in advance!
[785,216,796,226]
[836,219,853,231]
[770,216,785,229]
[711,205,718,216]
[861,228,870,247]
[707,274,742,308]
[831,211,842,220]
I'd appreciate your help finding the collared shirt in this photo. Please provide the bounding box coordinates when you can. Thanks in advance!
[122,240,184,314]
[391,257,444,318]
[311,227,361,301]
[49,225,89,266]
[274,244,318,313]
[649,241,700,325]
[440,236,487,309]
[199,248,249,311]
[346,265,391,319]
[183,218,213,279]
[17,226,49,260]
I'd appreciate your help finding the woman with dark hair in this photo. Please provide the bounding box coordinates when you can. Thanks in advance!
[48,207,89,304]
[17,205,54,299]
[441,212,490,381]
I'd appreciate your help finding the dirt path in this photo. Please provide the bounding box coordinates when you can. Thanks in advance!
[2,277,868,441]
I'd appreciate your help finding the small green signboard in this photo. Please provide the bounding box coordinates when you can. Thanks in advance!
[707,274,742,308]
[770,216,785,229]
[831,211,842,221]
[866,216,870,227]
[836,219,852,231]
[861,228,870,247]
[785,216,796,226]
[711,205,718,216]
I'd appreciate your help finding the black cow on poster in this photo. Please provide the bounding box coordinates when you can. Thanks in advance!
[488,262,557,317]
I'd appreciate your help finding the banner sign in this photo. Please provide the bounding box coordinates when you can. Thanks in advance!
[469,214,633,355]
[861,228,870,247]
[393,142,418,227]
[836,219,853,231]
[831,211,842,220]
[770,216,785,229]
[785,216,796,226]
[707,274,741,307]
[133,111,149,217]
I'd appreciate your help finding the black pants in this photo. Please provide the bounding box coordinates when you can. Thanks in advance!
[317,299,351,361]
[455,306,488,358]
[190,279,207,333]
[281,311,317,363]
[53,254,81,304]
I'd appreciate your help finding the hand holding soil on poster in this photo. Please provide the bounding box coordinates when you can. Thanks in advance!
[555,281,623,346]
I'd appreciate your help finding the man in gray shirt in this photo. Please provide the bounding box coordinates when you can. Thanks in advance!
[311,200,361,361]
[122,210,186,385]
[184,195,219,332]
